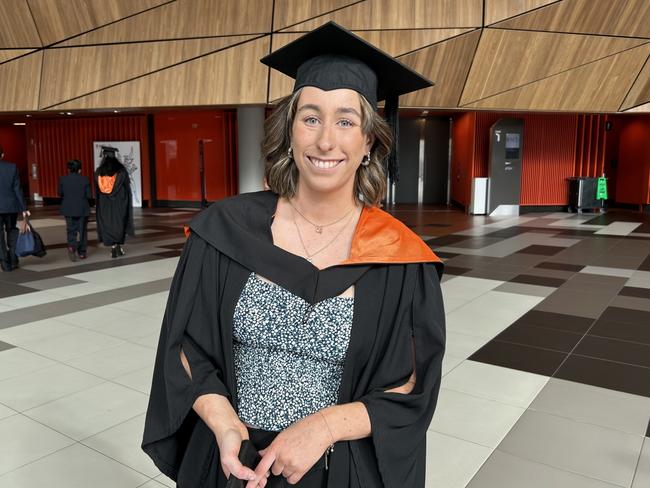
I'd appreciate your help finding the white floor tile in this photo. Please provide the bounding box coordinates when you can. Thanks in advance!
[138,480,168,488]
[83,414,159,477]
[0,363,104,411]
[594,222,641,235]
[155,474,176,487]
[0,443,148,488]
[632,438,650,488]
[442,361,549,408]
[425,431,492,488]
[0,348,56,381]
[0,414,75,475]
[64,342,156,380]
[442,355,465,376]
[0,403,16,420]
[580,266,636,278]
[113,366,154,394]
[627,270,650,289]
[429,388,525,448]
[0,290,66,310]
[24,382,149,441]
[445,331,490,359]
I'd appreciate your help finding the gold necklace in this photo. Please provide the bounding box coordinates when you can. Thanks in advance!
[288,199,355,233]
[292,207,355,263]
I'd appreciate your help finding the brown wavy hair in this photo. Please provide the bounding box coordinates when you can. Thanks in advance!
[261,88,393,206]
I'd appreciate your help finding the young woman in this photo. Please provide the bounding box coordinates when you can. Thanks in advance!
[143,23,445,488]
[94,155,134,258]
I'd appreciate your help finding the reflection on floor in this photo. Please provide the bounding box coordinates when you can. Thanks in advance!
[0,205,648,488]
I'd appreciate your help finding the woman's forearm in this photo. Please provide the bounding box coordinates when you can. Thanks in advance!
[320,402,371,443]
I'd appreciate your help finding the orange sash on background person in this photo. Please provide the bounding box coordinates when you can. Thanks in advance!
[98,175,116,194]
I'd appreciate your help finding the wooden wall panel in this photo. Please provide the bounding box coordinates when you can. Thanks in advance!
[399,30,481,108]
[0,0,42,48]
[273,0,360,30]
[40,36,256,109]
[465,44,650,112]
[0,52,43,111]
[60,0,273,46]
[0,49,36,64]
[49,37,270,110]
[620,55,650,110]
[282,0,483,31]
[495,0,650,38]
[461,29,647,105]
[28,0,171,46]
[485,0,559,25]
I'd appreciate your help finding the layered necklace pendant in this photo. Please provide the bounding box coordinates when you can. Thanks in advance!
[315,226,323,234]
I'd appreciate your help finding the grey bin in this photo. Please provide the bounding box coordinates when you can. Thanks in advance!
[567,177,603,213]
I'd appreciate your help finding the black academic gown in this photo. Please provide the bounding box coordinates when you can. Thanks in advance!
[142,190,445,488]
[95,168,135,245]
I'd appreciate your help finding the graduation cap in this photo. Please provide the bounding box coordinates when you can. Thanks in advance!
[260,21,434,184]
[100,145,119,158]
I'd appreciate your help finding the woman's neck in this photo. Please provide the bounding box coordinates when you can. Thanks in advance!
[290,186,358,223]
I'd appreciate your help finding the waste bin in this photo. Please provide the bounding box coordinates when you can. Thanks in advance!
[567,177,604,213]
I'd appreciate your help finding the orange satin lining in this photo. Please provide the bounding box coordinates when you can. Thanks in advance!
[341,206,441,266]
[98,175,116,194]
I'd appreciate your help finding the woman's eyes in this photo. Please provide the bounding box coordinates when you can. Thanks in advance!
[302,117,356,128]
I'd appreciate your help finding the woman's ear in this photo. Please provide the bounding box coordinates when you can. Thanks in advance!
[365,134,375,153]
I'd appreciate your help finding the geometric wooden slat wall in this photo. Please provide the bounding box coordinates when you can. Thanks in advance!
[0,0,649,113]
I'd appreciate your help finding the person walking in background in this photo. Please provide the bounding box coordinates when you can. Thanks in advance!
[94,155,134,258]
[0,145,29,272]
[59,159,91,261]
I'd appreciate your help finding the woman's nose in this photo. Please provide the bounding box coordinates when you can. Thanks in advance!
[316,124,335,152]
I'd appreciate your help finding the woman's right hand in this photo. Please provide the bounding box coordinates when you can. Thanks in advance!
[193,393,257,482]
[214,420,256,481]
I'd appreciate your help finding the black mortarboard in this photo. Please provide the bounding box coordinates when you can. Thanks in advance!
[260,21,434,183]
[100,145,119,158]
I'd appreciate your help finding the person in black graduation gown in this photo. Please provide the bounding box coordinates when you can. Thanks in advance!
[94,155,134,258]
[59,159,91,260]
[143,22,445,488]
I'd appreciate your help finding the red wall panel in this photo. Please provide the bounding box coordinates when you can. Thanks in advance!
[616,116,650,205]
[0,124,28,196]
[153,110,238,202]
[26,116,150,201]
[450,112,475,207]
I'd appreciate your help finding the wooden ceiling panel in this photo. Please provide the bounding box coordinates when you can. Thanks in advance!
[268,33,302,102]
[28,0,171,46]
[0,0,42,48]
[40,36,257,109]
[485,0,559,25]
[355,29,474,57]
[273,0,360,30]
[0,52,43,111]
[399,30,481,108]
[464,44,650,112]
[60,0,273,46]
[48,37,270,110]
[282,0,482,31]
[495,0,650,38]
[620,55,650,110]
[461,29,648,104]
[0,49,36,64]
[623,101,650,112]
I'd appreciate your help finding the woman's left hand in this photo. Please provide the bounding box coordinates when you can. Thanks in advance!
[247,413,333,487]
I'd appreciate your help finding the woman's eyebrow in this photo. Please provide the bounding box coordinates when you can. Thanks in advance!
[336,107,361,118]
[297,104,321,113]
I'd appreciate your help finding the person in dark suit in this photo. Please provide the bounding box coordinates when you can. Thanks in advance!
[59,159,91,261]
[0,145,29,272]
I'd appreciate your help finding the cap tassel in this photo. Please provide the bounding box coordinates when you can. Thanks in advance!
[384,94,399,184]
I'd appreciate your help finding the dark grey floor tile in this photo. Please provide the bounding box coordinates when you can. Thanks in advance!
[0,282,38,299]
[428,234,471,247]
[497,253,548,267]
[555,355,650,398]
[639,255,650,271]
[497,324,582,353]
[575,335,650,369]
[599,307,650,326]
[535,289,616,319]
[523,267,578,280]
[470,340,567,376]
[588,318,650,346]
[464,268,523,281]
[514,310,595,334]
[610,295,650,313]
[535,261,585,272]
[516,245,565,256]
[21,277,86,291]
[510,274,566,288]
[0,340,15,352]
[620,286,650,299]
[443,265,471,276]
[448,236,503,249]
[647,419,650,437]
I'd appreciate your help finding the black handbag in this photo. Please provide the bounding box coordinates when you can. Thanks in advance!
[225,440,262,488]
[29,223,47,258]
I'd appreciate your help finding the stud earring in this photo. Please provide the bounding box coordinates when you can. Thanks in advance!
[361,152,371,166]
[288,147,293,159]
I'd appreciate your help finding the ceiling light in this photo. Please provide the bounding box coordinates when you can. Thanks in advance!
[13,122,26,126]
